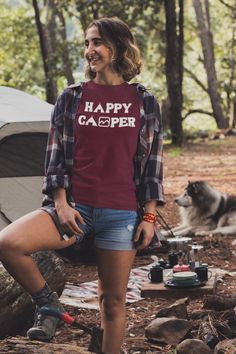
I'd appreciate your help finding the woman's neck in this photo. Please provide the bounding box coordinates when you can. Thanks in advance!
[93,72,125,86]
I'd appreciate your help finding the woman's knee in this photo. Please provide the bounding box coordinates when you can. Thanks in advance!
[0,230,23,260]
[100,293,125,320]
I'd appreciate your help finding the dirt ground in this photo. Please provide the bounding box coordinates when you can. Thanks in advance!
[20,136,236,353]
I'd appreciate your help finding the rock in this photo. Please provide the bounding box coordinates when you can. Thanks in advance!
[214,338,236,353]
[0,251,65,339]
[156,297,189,319]
[145,317,193,345]
[176,338,212,354]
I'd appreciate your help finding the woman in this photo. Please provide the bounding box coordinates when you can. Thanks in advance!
[0,17,164,354]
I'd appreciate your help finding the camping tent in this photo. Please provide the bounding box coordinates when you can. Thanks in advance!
[0,86,52,230]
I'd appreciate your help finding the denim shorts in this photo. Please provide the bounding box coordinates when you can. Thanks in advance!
[75,203,139,251]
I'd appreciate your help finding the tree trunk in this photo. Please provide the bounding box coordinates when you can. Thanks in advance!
[56,8,75,85]
[233,99,236,128]
[164,0,184,145]
[32,0,58,104]
[193,0,228,129]
[0,337,88,353]
[0,251,65,339]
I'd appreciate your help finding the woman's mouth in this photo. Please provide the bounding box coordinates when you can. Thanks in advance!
[88,55,100,65]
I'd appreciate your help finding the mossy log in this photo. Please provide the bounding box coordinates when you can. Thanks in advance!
[0,337,88,353]
[0,251,65,339]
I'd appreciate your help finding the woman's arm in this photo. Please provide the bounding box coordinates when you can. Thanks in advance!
[134,94,165,249]
[137,96,165,206]
[42,89,85,237]
[42,90,71,196]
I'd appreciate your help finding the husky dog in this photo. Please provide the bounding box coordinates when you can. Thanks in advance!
[161,181,236,237]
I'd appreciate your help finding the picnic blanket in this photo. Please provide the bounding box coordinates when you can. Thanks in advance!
[60,263,155,310]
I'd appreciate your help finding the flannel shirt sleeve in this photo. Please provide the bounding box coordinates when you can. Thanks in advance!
[42,91,70,196]
[138,96,165,206]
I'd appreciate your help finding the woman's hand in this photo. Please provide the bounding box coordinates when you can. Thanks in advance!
[53,187,85,236]
[133,220,155,250]
[134,200,157,249]
[56,203,85,236]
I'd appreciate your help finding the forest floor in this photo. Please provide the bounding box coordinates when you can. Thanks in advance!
[55,134,236,353]
[4,134,236,354]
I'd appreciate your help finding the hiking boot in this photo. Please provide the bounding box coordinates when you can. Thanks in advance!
[27,292,64,341]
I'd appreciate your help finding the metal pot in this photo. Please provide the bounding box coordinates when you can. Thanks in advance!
[167,236,192,257]
[188,242,204,269]
[166,236,192,266]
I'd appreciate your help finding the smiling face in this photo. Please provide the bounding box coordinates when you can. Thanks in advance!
[84,25,114,76]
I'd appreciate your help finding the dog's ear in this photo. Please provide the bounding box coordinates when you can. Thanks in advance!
[187,182,196,197]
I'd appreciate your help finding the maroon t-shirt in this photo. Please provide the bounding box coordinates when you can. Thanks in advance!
[71,80,141,210]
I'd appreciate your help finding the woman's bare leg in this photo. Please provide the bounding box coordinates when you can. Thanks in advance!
[0,210,76,294]
[96,248,136,354]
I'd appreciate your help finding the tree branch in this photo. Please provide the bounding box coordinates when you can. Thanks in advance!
[218,0,235,10]
[184,67,209,93]
[183,109,214,120]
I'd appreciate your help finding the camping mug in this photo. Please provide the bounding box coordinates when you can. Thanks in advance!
[195,266,212,282]
[148,266,163,283]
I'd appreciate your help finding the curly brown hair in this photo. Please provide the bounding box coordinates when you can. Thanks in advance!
[84,17,142,82]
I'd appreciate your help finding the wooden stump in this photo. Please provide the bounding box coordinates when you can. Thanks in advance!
[0,337,89,353]
[0,251,65,339]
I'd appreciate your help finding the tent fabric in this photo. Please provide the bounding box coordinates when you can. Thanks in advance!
[0,177,43,222]
[0,86,52,123]
[0,212,9,231]
[0,133,48,177]
[0,86,53,231]
[0,121,49,140]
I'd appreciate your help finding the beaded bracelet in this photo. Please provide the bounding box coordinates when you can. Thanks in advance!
[143,212,157,223]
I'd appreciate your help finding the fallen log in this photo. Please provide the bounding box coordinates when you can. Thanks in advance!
[203,295,236,311]
[0,251,65,339]
[0,337,89,353]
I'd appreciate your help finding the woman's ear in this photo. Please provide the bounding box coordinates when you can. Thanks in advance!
[110,45,118,61]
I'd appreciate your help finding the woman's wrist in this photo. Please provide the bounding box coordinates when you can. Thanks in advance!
[144,200,157,215]
[142,212,157,224]
[53,188,68,211]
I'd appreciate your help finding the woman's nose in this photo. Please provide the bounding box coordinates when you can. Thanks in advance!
[85,42,95,55]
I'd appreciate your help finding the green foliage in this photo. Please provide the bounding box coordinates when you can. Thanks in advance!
[1,0,235,133]
[183,0,236,130]
[0,1,45,97]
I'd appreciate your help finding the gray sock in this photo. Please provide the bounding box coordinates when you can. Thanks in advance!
[31,283,53,307]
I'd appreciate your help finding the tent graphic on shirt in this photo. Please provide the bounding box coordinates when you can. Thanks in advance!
[0,86,52,231]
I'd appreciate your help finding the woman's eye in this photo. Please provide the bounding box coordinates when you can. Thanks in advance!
[84,38,103,48]
[94,39,102,46]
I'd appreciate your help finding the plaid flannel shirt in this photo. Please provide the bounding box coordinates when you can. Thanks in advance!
[42,82,164,215]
